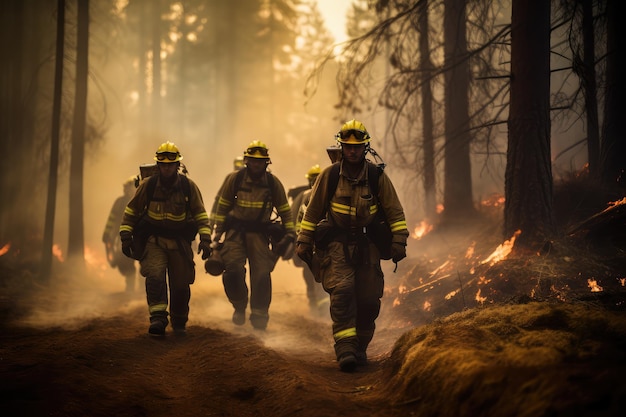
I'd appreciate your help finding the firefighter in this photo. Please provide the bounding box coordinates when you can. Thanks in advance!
[119,141,212,336]
[295,120,409,372]
[291,164,328,316]
[209,156,247,234]
[102,176,138,293]
[211,140,295,330]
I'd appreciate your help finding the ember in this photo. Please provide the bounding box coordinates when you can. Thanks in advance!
[587,278,603,292]
[0,243,10,256]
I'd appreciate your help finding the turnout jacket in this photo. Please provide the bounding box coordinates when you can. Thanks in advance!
[297,160,409,247]
[212,169,295,239]
[119,174,211,241]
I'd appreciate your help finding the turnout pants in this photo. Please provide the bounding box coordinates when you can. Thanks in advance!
[318,240,384,360]
[140,236,196,329]
[220,229,278,325]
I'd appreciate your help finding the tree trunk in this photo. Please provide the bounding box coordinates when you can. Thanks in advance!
[418,0,436,220]
[151,0,162,133]
[442,0,474,222]
[581,0,599,178]
[40,0,65,282]
[67,0,89,265]
[600,0,626,194]
[504,0,554,251]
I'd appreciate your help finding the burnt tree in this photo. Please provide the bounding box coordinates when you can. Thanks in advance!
[504,0,555,251]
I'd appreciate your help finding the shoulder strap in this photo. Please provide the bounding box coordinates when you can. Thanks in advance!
[266,171,275,200]
[233,168,246,199]
[180,175,191,203]
[233,169,275,201]
[146,174,191,208]
[145,175,158,208]
[368,163,381,198]
[324,162,381,209]
[326,163,341,208]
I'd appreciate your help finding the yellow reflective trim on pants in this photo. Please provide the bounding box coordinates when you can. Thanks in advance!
[334,327,357,341]
[149,303,168,314]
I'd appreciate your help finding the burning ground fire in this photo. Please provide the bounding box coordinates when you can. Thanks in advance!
[413,220,434,240]
[391,226,620,315]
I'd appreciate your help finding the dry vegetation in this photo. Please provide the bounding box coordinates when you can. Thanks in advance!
[1,177,625,416]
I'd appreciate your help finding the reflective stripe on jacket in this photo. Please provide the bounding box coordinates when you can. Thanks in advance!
[298,161,408,246]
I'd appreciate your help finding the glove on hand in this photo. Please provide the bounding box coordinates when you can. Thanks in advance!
[197,240,212,260]
[391,242,407,263]
[120,231,134,259]
[295,242,313,266]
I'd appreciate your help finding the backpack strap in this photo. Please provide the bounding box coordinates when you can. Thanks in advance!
[232,169,276,222]
[145,173,191,210]
[325,161,381,207]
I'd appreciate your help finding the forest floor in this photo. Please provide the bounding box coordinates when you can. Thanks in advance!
[1,200,626,417]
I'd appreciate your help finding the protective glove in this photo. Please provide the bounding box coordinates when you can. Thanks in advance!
[274,235,295,259]
[120,231,134,259]
[197,239,212,260]
[295,241,313,266]
[391,242,407,263]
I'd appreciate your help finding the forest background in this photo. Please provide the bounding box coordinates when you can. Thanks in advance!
[0,0,624,280]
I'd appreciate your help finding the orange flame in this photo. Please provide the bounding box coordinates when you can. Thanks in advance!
[85,246,108,271]
[0,243,10,256]
[481,193,505,207]
[52,244,64,262]
[480,230,521,266]
[475,289,487,304]
[412,220,433,240]
[587,279,603,292]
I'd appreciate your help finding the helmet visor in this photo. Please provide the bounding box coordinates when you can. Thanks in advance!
[338,129,368,141]
[156,152,179,161]
[245,147,269,157]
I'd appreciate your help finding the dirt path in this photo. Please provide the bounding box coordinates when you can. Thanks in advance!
[1,260,412,417]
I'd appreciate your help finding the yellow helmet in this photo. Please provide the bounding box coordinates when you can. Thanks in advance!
[305,164,321,180]
[335,119,371,144]
[233,156,245,170]
[154,141,183,163]
[243,140,270,159]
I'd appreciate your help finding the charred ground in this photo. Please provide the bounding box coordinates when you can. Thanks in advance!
[1,182,625,417]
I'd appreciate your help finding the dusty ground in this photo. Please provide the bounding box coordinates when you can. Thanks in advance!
[1,208,626,417]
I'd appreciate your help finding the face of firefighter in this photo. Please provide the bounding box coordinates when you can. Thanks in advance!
[157,162,179,186]
[341,143,366,166]
[244,157,268,180]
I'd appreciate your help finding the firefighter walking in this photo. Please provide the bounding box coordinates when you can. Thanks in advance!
[103,176,138,293]
[119,141,212,336]
[210,140,295,330]
[291,164,328,317]
[296,120,409,372]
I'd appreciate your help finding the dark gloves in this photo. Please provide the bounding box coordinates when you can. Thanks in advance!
[391,242,407,263]
[274,235,295,259]
[197,239,212,260]
[295,241,313,266]
[120,231,134,259]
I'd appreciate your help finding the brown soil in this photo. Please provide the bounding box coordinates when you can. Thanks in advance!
[2,209,625,417]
